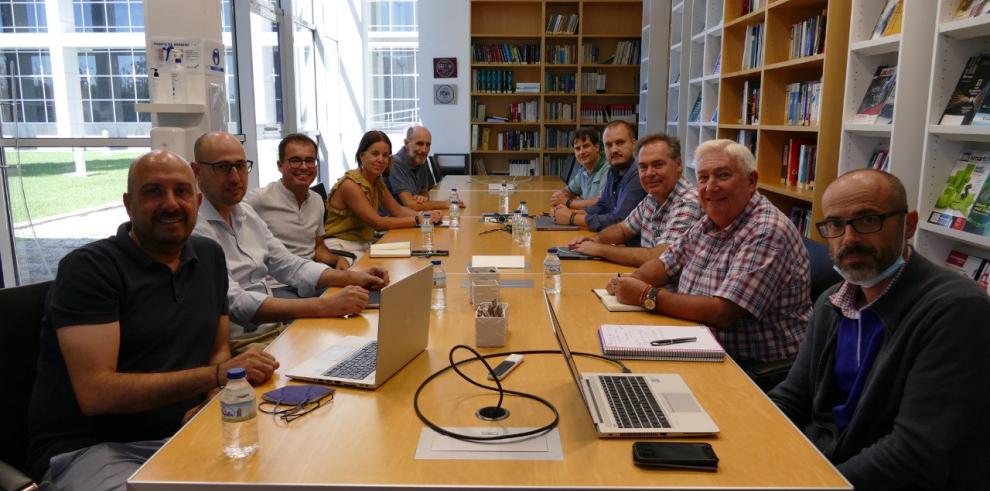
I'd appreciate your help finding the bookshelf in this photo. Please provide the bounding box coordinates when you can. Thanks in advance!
[838,0,936,211]
[469,0,649,176]
[915,0,990,266]
[666,0,723,176]
[716,0,851,241]
[638,0,672,138]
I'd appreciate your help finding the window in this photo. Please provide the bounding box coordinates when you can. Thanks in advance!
[368,46,418,131]
[73,0,143,33]
[368,0,416,33]
[0,49,55,132]
[77,48,150,127]
[0,0,46,33]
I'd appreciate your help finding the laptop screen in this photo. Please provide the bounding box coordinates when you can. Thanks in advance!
[543,292,595,412]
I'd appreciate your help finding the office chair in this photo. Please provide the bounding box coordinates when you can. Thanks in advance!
[560,154,578,184]
[427,156,441,186]
[0,280,51,491]
[309,182,358,265]
[433,153,468,176]
[745,238,842,393]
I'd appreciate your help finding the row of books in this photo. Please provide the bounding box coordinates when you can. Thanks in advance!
[608,41,640,65]
[711,52,721,76]
[545,128,577,150]
[508,158,539,177]
[789,12,827,60]
[495,130,540,152]
[785,80,822,127]
[939,54,990,126]
[741,23,765,70]
[471,69,515,94]
[546,14,579,34]
[928,150,990,237]
[471,43,540,64]
[953,0,990,20]
[853,65,896,125]
[945,249,990,294]
[582,44,600,64]
[741,80,760,125]
[737,130,757,157]
[544,156,569,176]
[581,70,607,93]
[507,101,538,122]
[546,44,577,65]
[546,73,576,94]
[788,206,813,239]
[779,138,817,191]
[580,103,636,124]
[545,102,575,121]
[870,0,903,40]
[867,148,891,172]
[740,0,763,16]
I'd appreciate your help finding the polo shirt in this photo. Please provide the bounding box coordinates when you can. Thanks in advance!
[565,154,609,200]
[243,180,324,259]
[582,160,647,232]
[388,146,432,202]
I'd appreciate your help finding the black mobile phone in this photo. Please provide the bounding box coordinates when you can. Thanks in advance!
[411,250,450,257]
[632,442,718,471]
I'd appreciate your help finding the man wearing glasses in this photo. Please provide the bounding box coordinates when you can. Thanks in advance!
[244,134,348,269]
[770,169,990,490]
[605,139,810,368]
[192,132,389,349]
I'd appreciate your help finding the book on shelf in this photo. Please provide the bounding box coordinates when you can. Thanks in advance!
[598,324,725,362]
[546,43,577,65]
[688,92,702,123]
[509,158,539,177]
[788,205,813,238]
[786,79,822,126]
[789,11,827,59]
[473,158,488,175]
[741,0,763,16]
[940,54,990,125]
[779,137,816,189]
[852,65,897,124]
[945,250,990,293]
[711,106,719,123]
[867,148,891,172]
[963,176,990,236]
[546,13,579,34]
[953,0,990,20]
[875,83,896,125]
[928,150,990,231]
[581,70,607,94]
[741,80,760,125]
[737,130,756,157]
[711,52,721,76]
[741,23,765,70]
[472,43,540,64]
[871,0,902,39]
[516,82,541,93]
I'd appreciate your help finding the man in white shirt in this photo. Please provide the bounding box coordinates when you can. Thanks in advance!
[244,133,348,269]
[191,131,389,347]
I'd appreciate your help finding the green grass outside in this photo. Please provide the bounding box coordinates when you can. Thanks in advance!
[5,149,144,224]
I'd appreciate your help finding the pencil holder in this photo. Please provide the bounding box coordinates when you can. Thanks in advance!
[467,266,499,281]
[470,278,500,305]
[475,302,508,347]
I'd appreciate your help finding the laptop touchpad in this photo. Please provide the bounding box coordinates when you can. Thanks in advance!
[663,392,701,413]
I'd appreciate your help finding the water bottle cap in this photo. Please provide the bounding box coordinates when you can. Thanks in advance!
[452,188,457,191]
[226,367,247,379]
[522,213,529,217]
[520,201,527,204]
[431,259,441,265]
[548,247,557,253]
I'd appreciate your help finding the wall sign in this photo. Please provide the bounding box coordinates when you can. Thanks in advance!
[433,57,457,78]
[434,84,456,105]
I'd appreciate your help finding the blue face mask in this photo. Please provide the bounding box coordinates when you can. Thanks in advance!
[833,245,905,288]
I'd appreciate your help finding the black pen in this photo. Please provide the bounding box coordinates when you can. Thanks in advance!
[650,337,697,346]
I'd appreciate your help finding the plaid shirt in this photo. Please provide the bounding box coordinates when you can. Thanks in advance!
[660,192,811,363]
[624,177,702,248]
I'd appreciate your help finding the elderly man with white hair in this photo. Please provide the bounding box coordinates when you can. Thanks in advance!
[606,139,811,368]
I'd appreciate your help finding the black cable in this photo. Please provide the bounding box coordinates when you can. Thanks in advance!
[413,347,630,442]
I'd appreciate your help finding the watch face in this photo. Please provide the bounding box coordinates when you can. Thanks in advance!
[644,299,655,310]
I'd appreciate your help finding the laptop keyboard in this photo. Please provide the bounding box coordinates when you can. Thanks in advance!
[600,375,671,429]
[322,342,378,380]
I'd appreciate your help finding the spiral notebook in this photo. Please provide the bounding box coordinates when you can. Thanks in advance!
[598,325,725,362]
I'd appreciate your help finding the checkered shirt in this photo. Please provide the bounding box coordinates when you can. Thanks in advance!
[623,177,702,248]
[659,192,812,363]
[828,249,910,320]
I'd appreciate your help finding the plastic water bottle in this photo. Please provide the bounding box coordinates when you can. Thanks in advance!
[221,367,258,459]
[519,213,532,247]
[511,210,522,244]
[543,248,562,294]
[499,181,509,214]
[449,199,460,230]
[420,212,433,252]
[450,188,460,204]
[519,200,529,216]
[431,260,446,310]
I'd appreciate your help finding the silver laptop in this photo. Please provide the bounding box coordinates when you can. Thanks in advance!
[285,264,432,389]
[544,292,719,437]
[535,214,579,231]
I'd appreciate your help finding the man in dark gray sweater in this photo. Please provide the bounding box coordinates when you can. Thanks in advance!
[770,169,990,490]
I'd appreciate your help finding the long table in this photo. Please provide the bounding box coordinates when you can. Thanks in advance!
[129,176,850,490]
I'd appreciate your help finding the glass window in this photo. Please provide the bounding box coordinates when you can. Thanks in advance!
[294,23,316,132]
[77,48,150,131]
[0,0,46,33]
[251,9,283,186]
[367,46,418,131]
[0,49,56,135]
[221,0,240,134]
[368,0,416,33]
[73,0,143,33]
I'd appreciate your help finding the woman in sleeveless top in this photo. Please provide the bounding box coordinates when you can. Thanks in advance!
[323,131,442,262]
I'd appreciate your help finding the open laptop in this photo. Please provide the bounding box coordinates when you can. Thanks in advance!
[285,264,432,389]
[544,292,719,437]
[535,214,579,231]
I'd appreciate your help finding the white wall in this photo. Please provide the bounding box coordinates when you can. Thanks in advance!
[334,0,367,172]
[417,1,470,154]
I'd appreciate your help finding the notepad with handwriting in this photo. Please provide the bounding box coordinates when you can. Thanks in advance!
[598,324,725,362]
[592,289,645,312]
[370,241,411,258]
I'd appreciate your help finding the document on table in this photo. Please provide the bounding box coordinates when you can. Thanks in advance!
[370,241,411,258]
[472,255,525,269]
[415,427,563,461]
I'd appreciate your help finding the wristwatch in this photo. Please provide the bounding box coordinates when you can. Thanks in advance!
[568,212,576,226]
[565,197,574,207]
[642,287,660,311]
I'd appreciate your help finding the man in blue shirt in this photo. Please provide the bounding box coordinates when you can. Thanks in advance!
[550,120,646,231]
[549,127,609,210]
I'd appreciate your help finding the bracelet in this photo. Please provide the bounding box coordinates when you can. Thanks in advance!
[639,285,652,306]
[215,363,223,388]
[565,197,574,208]
[414,214,421,226]
[568,212,576,226]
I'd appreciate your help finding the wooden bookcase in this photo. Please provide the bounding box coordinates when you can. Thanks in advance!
[716,0,851,241]
[666,0,724,177]
[469,0,645,176]
[915,0,990,265]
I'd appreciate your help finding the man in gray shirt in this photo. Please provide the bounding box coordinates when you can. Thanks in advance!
[550,127,609,210]
[388,125,466,211]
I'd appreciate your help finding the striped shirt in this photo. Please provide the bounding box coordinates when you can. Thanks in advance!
[659,192,811,363]
[623,177,702,248]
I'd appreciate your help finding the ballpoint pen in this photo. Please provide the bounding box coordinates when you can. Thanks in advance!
[650,337,697,346]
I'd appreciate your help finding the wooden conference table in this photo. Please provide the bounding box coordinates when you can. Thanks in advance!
[129,176,850,490]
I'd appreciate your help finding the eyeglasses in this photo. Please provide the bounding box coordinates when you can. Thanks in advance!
[285,157,318,168]
[199,160,253,175]
[815,210,907,238]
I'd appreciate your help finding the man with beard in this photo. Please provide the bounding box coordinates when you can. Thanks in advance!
[550,120,646,231]
[191,132,389,348]
[769,170,990,490]
[27,150,279,490]
[387,125,464,211]
[244,134,348,269]
[566,133,701,267]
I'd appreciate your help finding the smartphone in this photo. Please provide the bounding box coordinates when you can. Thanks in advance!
[632,442,718,471]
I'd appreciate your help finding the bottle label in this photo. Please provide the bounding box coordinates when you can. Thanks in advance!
[433,277,446,288]
[221,399,257,423]
[545,263,561,274]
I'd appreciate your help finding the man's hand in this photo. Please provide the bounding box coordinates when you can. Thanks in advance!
[334,257,350,270]
[220,349,280,385]
[606,276,650,306]
[550,190,567,207]
[552,205,573,225]
[351,266,389,289]
[571,240,604,257]
[319,285,369,316]
[427,210,443,224]
[414,194,428,204]
[568,236,595,248]
[458,200,467,208]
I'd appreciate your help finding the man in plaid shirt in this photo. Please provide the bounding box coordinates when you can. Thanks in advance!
[567,133,702,267]
[606,139,810,366]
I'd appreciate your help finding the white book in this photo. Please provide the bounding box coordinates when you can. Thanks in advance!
[370,241,411,258]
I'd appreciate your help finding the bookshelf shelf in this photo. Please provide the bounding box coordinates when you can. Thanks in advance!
[761,125,820,133]
[928,125,990,143]
[758,182,815,202]
[918,222,990,251]
[724,7,765,29]
[763,54,825,73]
[722,67,763,79]
[939,15,990,40]
[470,0,652,176]
[849,34,902,56]
[720,123,759,130]
[843,123,893,137]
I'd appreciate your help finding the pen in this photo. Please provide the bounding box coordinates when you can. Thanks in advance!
[650,337,697,346]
